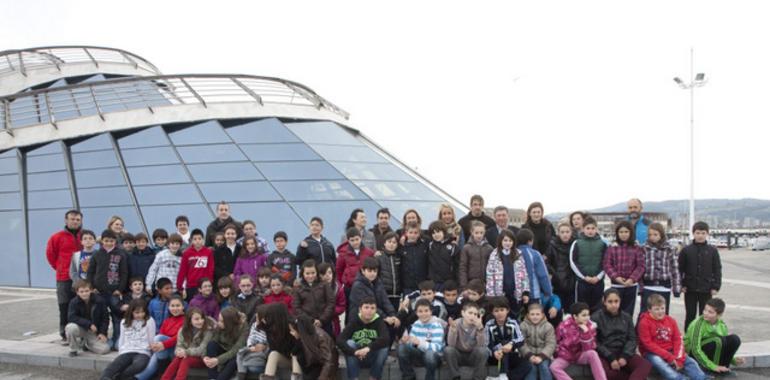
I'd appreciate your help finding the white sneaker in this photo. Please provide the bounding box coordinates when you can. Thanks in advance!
[498,374,509,380]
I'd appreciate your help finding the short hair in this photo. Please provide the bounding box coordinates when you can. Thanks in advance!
[156,277,173,289]
[466,279,485,295]
[556,221,572,231]
[706,298,726,314]
[346,227,361,239]
[81,229,96,240]
[74,279,92,290]
[527,303,545,313]
[301,259,317,274]
[418,280,435,292]
[382,231,398,243]
[151,228,168,240]
[376,208,391,218]
[243,220,256,228]
[462,301,480,311]
[310,216,324,226]
[167,233,183,245]
[269,274,284,284]
[493,206,509,215]
[317,262,335,282]
[470,220,486,232]
[216,200,229,209]
[583,216,598,227]
[489,296,510,311]
[516,228,534,245]
[223,224,238,233]
[273,231,287,242]
[360,296,377,307]
[362,257,379,271]
[414,298,432,311]
[135,232,149,243]
[121,232,135,243]
[405,221,421,232]
[569,302,590,316]
[190,228,204,239]
[603,287,621,300]
[470,194,484,206]
[692,221,709,233]
[428,220,447,235]
[65,209,83,218]
[443,280,459,292]
[100,229,117,241]
[175,215,189,226]
[129,276,144,285]
[647,293,666,308]
[237,274,253,284]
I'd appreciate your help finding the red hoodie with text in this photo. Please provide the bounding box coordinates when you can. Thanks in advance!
[637,311,686,367]
[177,245,214,291]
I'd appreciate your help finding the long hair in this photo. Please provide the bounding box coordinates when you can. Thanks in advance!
[107,215,124,232]
[648,222,667,244]
[437,204,456,223]
[123,298,149,327]
[401,209,422,228]
[292,314,324,364]
[496,229,519,261]
[182,306,211,344]
[258,303,291,346]
[240,236,259,258]
[317,262,336,286]
[525,202,544,224]
[217,276,235,304]
[219,307,244,342]
[614,220,635,245]
[346,208,365,230]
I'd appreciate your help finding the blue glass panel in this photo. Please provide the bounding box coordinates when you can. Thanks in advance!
[240,143,320,162]
[118,126,170,149]
[9,96,50,127]
[0,174,19,192]
[26,154,65,173]
[0,157,18,175]
[71,150,119,170]
[74,167,125,188]
[212,202,307,246]
[81,206,142,235]
[0,149,16,158]
[77,187,133,207]
[133,183,203,205]
[198,181,281,203]
[28,208,70,287]
[27,141,62,156]
[48,90,83,121]
[330,162,413,181]
[127,165,189,185]
[354,181,444,201]
[0,192,21,210]
[27,189,73,209]
[289,200,382,245]
[140,203,213,233]
[176,144,246,164]
[272,180,368,201]
[27,171,69,191]
[225,118,300,143]
[0,210,28,286]
[168,120,231,145]
[377,201,446,227]
[187,162,263,183]
[285,121,363,146]
[70,133,112,152]
[121,146,179,167]
[310,144,389,163]
[256,161,343,181]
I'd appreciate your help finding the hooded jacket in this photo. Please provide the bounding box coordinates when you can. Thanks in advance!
[400,238,429,291]
[86,247,128,294]
[233,251,268,282]
[459,238,494,287]
[177,245,214,291]
[293,279,335,324]
[47,227,83,282]
[68,293,109,335]
[128,246,156,281]
[555,315,597,362]
[545,236,575,295]
[591,308,637,360]
[427,238,459,284]
[348,272,395,317]
[678,242,722,293]
[296,235,336,266]
[335,242,375,289]
[637,311,686,367]
[519,317,556,360]
[336,312,390,354]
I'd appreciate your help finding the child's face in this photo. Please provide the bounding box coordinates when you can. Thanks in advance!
[360,303,376,321]
[492,307,509,323]
[214,235,224,247]
[168,241,181,253]
[443,289,458,305]
[169,299,184,316]
[462,306,480,321]
[604,294,621,315]
[154,237,167,248]
[465,290,481,302]
[270,279,283,294]
[159,285,174,299]
[321,268,333,284]
[77,286,92,300]
[245,240,257,253]
[617,227,631,243]
[81,235,96,250]
[431,229,445,242]
[703,305,720,324]
[362,268,378,282]
[225,229,237,243]
[558,226,572,243]
[191,235,204,249]
[416,305,433,322]
[303,267,317,283]
[309,220,323,235]
[132,308,146,321]
[384,238,398,252]
[239,279,254,294]
[130,280,144,294]
[694,230,709,243]
[420,289,435,302]
[471,227,485,243]
[219,286,231,298]
[574,309,590,325]
[582,224,597,238]
[274,237,287,251]
[200,281,212,296]
[405,228,420,242]
[527,308,544,324]
[502,236,514,250]
[137,239,148,250]
[258,275,270,288]
[571,214,584,229]
[648,229,661,244]
[177,220,189,233]
[191,312,205,329]
[123,240,136,251]
[101,237,116,251]
[650,304,667,320]
[348,235,362,250]
[243,224,256,238]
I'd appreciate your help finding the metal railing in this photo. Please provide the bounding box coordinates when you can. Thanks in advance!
[0,74,349,134]
[0,46,161,77]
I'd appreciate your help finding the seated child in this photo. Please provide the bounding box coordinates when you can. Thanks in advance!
[520,303,556,380]
[638,294,706,380]
[263,274,294,315]
[684,298,745,375]
[485,297,532,380]
[397,298,446,380]
[550,302,607,380]
[349,257,399,326]
[204,307,248,380]
[120,277,151,315]
[161,307,214,380]
[232,275,260,323]
[399,280,448,328]
[100,299,156,380]
[336,297,391,380]
[65,280,111,356]
[289,315,338,380]
[148,278,174,333]
[135,295,185,380]
[189,277,221,320]
[445,302,489,380]
[236,308,268,379]
[441,280,462,322]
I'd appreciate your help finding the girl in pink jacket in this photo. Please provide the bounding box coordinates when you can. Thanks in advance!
[550,302,607,380]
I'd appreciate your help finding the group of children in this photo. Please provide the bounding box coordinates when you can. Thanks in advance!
[59,203,744,380]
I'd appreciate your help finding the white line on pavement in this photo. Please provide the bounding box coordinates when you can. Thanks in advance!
[0,296,56,305]
[722,278,770,290]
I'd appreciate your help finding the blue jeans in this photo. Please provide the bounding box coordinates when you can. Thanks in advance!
[645,353,706,380]
[524,359,552,380]
[135,335,173,380]
[397,343,441,380]
[97,293,122,347]
[345,340,389,380]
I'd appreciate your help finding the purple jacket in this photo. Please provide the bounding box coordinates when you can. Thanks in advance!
[233,253,268,281]
[189,292,220,319]
[555,316,597,362]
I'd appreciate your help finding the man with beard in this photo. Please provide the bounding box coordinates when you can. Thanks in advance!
[627,198,651,245]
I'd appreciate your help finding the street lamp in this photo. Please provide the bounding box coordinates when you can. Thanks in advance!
[673,48,708,240]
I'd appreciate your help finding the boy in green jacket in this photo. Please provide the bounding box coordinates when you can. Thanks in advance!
[684,298,745,375]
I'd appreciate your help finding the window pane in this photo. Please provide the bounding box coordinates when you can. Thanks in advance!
[70,133,112,152]
[168,120,230,146]
[28,209,69,287]
[141,203,213,233]
[77,187,133,207]
[0,157,18,175]
[0,174,20,192]
[0,192,21,210]
[187,162,263,182]
[0,210,28,286]
[81,206,142,235]
[225,118,300,143]
[121,146,179,166]
[272,180,369,201]
[256,161,343,181]
[27,171,70,191]
[285,121,363,146]
[75,167,126,188]
[0,150,16,159]
[28,189,72,209]
[331,162,413,181]
[27,141,62,156]
[133,183,203,205]
[311,144,389,163]
[176,144,246,163]
[26,154,66,173]
[71,150,119,170]
[118,126,170,149]
[214,202,307,246]
[354,181,444,201]
[127,165,190,185]
[198,181,281,203]
[290,201,382,244]
[240,143,320,162]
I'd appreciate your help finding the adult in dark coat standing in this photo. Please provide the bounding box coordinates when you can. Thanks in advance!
[485,205,521,247]
[205,201,242,247]
[457,194,495,242]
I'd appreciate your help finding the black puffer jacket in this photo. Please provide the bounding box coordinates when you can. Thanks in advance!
[678,242,721,292]
[591,308,637,361]
[545,236,575,295]
[348,273,395,317]
[213,244,241,283]
[400,238,429,291]
[68,293,110,335]
[427,239,459,284]
[377,250,402,298]
[296,235,336,266]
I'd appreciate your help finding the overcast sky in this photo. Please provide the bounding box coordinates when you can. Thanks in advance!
[3,1,768,214]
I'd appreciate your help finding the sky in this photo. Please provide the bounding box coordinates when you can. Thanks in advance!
[2,1,769,214]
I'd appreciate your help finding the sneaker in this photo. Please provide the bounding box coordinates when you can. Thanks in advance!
[68,351,77,357]
[498,374,509,380]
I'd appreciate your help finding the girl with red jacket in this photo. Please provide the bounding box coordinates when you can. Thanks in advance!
[263,275,294,315]
[136,296,186,380]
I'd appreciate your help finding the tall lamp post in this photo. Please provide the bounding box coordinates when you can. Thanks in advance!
[674,48,707,240]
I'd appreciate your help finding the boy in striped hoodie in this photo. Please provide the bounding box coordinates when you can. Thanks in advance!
[397,298,446,380]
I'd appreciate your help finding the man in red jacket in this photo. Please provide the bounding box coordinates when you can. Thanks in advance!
[45,209,83,341]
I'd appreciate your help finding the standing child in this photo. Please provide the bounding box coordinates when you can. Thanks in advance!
[69,229,97,284]
[267,231,296,284]
[263,275,294,315]
[161,307,214,380]
[397,298,445,380]
[569,217,608,312]
[517,228,553,304]
[603,221,645,316]
[290,315,338,380]
[427,220,459,290]
[86,229,128,348]
[459,221,494,288]
[550,302,607,380]
[336,297,391,380]
[638,294,706,380]
[100,299,156,380]
[445,302,489,380]
[146,234,184,294]
[233,236,269,285]
[639,222,681,318]
[148,278,175,333]
[65,280,111,356]
[400,222,430,295]
[318,262,346,336]
[296,217,337,267]
[232,275,260,323]
[121,233,136,254]
[120,277,151,316]
[204,307,248,380]
[546,222,576,311]
[293,260,335,335]
[213,224,241,283]
[236,307,268,379]
[336,226,375,300]
[212,232,225,251]
[485,297,531,380]
[679,221,722,330]
[376,232,402,313]
[151,228,168,253]
[129,233,156,282]
[216,276,234,310]
[135,295,186,380]
[684,298,745,376]
[177,229,214,302]
[520,303,556,380]
[238,220,270,253]
[486,229,530,317]
[189,277,220,319]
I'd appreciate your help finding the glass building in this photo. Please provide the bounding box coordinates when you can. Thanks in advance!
[0,46,465,287]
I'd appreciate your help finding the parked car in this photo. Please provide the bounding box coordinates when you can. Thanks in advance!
[752,237,770,251]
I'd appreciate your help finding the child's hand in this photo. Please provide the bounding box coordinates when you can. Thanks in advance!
[253,343,266,352]
[711,289,718,296]
[90,324,97,333]
[400,334,410,344]
[681,287,687,294]
[715,366,730,373]
[409,336,421,346]
[494,350,503,360]
[532,356,542,364]
[313,319,322,328]
[354,347,370,360]
[618,358,627,367]
[97,334,107,342]
[145,287,153,296]
[615,277,625,284]
[735,357,746,365]
[203,357,219,368]
[579,324,589,332]
[374,250,382,257]
[672,360,683,370]
[175,348,186,358]
[548,307,557,319]
[522,295,530,304]
[120,305,128,312]
[151,342,165,352]
[400,298,410,311]
[182,290,187,299]
[112,290,121,297]
[299,240,308,248]
[502,343,513,353]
